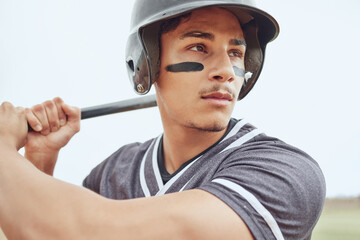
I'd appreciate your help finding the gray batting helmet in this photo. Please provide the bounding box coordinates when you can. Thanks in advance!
[125,0,279,100]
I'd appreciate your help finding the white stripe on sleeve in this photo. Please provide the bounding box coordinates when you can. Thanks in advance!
[212,178,284,240]
[179,175,195,192]
[220,129,261,154]
[221,119,247,143]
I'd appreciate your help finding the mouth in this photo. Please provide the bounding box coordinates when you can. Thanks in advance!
[201,91,234,105]
[202,91,233,100]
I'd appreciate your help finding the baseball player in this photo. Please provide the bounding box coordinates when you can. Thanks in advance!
[0,0,326,239]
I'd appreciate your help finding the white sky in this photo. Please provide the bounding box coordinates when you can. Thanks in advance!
[0,0,359,198]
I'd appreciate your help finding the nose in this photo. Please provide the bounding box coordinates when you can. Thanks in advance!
[208,51,235,82]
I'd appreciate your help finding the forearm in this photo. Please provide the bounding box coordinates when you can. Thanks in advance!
[24,150,59,175]
[100,190,251,240]
[0,146,103,240]
[0,146,252,240]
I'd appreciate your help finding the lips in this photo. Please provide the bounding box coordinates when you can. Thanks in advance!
[201,91,233,101]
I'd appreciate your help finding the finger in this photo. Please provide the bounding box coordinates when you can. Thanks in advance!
[61,103,80,133]
[31,104,50,135]
[53,97,67,126]
[43,100,60,132]
[25,108,42,132]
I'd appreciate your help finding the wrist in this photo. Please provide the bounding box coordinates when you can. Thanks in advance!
[24,150,59,175]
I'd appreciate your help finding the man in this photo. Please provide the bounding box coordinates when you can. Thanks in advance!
[0,0,326,239]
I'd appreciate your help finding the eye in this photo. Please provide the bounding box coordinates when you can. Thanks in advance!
[189,44,207,53]
[229,50,244,58]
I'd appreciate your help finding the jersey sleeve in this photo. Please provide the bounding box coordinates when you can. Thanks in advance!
[197,138,326,240]
[82,147,123,194]
[82,142,142,195]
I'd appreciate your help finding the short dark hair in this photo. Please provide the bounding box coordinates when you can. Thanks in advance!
[159,12,192,35]
[157,12,192,71]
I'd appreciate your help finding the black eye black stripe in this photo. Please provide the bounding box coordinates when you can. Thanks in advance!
[233,66,245,78]
[166,62,245,78]
[166,62,204,72]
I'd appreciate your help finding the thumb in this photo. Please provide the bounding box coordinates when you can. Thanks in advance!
[61,103,80,133]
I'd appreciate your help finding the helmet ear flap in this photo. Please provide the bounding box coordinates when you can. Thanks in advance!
[126,32,151,94]
[239,19,264,100]
[141,21,162,86]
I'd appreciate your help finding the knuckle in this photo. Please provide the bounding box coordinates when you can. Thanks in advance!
[43,100,55,109]
[32,104,44,114]
[53,97,64,104]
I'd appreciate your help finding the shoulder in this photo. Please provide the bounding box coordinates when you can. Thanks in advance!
[223,121,322,177]
[201,120,326,239]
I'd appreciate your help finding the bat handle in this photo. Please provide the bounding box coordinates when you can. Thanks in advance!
[81,94,157,120]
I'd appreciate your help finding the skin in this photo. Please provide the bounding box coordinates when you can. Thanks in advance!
[155,7,245,171]
[0,7,253,240]
[24,97,80,175]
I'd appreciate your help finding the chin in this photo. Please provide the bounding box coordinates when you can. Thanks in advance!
[194,122,227,132]
[186,114,230,132]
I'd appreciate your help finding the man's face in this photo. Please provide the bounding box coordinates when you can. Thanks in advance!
[155,7,245,132]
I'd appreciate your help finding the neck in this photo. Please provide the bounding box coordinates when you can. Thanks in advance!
[161,121,228,174]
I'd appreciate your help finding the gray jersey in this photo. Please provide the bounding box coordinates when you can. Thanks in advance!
[83,119,326,240]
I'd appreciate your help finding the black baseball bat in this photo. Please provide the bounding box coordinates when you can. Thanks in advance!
[27,95,156,131]
[81,94,157,120]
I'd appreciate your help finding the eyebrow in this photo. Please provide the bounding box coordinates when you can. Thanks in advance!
[180,31,215,40]
[180,30,246,47]
[230,39,247,47]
